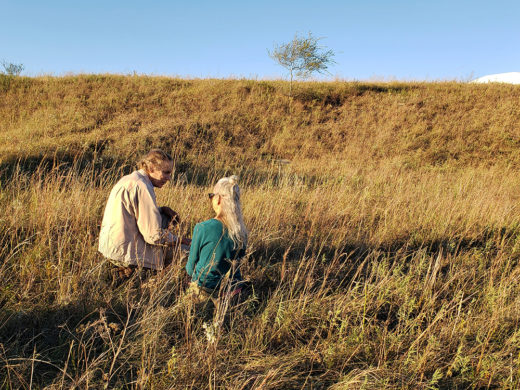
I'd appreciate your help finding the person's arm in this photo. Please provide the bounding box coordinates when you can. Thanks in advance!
[160,206,180,227]
[185,224,202,276]
[160,206,192,247]
[135,184,175,245]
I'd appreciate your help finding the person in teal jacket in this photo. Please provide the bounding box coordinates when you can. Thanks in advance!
[185,175,248,300]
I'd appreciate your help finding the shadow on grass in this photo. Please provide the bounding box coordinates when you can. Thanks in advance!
[0,139,133,185]
[293,82,418,107]
[0,147,334,193]
[246,224,519,322]
[1,301,100,387]
[0,289,149,388]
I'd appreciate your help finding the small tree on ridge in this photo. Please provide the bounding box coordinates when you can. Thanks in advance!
[1,60,24,76]
[269,32,335,97]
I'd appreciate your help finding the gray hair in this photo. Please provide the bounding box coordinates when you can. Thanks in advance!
[214,175,248,249]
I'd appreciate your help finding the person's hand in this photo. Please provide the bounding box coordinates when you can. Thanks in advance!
[160,206,180,225]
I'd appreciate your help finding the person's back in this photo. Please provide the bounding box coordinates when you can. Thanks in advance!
[186,218,246,290]
[99,169,167,270]
[185,175,248,301]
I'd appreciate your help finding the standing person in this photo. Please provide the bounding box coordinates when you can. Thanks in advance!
[99,149,190,284]
[185,175,248,306]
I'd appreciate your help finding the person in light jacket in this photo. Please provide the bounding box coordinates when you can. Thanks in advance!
[99,149,190,283]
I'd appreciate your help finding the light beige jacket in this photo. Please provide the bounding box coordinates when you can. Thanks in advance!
[98,169,176,269]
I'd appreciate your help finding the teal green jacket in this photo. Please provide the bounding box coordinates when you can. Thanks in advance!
[186,219,245,290]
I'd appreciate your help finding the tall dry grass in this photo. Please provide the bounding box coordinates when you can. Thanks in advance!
[1,75,520,388]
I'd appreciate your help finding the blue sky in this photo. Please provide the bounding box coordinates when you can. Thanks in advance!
[2,0,519,81]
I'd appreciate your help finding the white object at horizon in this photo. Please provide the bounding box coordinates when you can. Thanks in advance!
[471,72,520,84]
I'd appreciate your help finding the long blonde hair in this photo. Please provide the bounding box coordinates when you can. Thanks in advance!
[214,175,248,249]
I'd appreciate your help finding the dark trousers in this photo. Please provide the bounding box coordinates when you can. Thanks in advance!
[106,263,157,287]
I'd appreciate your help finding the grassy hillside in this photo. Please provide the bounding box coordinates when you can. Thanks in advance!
[2,74,520,171]
[1,75,520,389]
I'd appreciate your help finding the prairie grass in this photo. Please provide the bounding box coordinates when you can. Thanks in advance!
[1,75,520,388]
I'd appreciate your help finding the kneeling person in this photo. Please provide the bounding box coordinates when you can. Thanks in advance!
[98,149,190,284]
[185,175,248,305]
